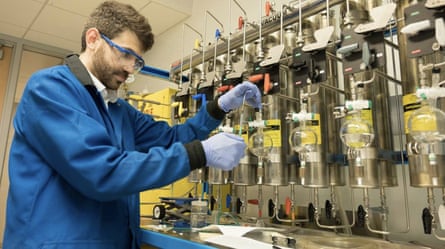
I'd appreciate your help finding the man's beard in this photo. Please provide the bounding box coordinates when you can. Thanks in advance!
[91,47,129,90]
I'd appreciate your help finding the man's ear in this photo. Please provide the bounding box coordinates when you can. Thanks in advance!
[85,28,101,51]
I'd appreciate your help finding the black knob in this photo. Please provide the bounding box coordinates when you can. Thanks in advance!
[357,205,366,228]
[268,199,275,217]
[236,198,242,214]
[210,196,216,211]
[422,207,433,234]
[325,200,333,219]
[308,203,315,222]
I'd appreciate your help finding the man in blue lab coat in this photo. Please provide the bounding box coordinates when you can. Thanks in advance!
[2,1,261,248]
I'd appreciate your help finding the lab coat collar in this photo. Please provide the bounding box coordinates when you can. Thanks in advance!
[88,72,118,106]
[64,54,118,106]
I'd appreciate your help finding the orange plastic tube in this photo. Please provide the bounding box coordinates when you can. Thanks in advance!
[248,74,264,83]
[264,73,272,94]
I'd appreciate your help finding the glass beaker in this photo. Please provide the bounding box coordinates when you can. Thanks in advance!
[190,200,208,230]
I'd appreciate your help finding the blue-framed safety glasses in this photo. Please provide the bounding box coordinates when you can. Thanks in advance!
[100,33,145,73]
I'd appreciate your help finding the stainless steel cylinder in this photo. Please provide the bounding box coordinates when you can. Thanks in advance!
[188,168,208,183]
[329,164,346,186]
[263,95,288,186]
[283,26,296,55]
[302,147,329,188]
[348,147,379,188]
[207,168,230,185]
[285,78,300,185]
[326,121,346,187]
[265,148,288,186]
[300,83,332,188]
[372,74,398,188]
[408,142,445,188]
[396,1,445,189]
[324,53,345,187]
[232,106,257,186]
[233,155,258,186]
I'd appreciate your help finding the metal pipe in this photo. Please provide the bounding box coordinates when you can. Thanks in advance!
[275,93,300,104]
[273,185,309,224]
[204,11,225,81]
[321,82,345,95]
[326,0,330,27]
[206,10,225,34]
[391,67,411,234]
[242,185,247,215]
[257,184,264,226]
[385,17,411,234]
[443,188,445,204]
[280,3,285,45]
[280,2,296,45]
[189,50,194,89]
[344,0,353,27]
[374,60,410,233]
[171,0,345,76]
[126,97,169,106]
[257,0,264,61]
[314,188,356,229]
[427,187,445,240]
[330,185,337,219]
[180,23,203,87]
[374,69,402,85]
[216,185,222,224]
[227,0,232,72]
[233,0,249,64]
[297,0,303,45]
[213,40,218,80]
[363,188,390,235]
[231,184,237,214]
[233,0,246,17]
[380,187,389,239]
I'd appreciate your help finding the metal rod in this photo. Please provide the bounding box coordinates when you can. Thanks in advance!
[227,0,232,72]
[242,185,247,214]
[231,184,236,214]
[233,0,247,16]
[428,188,445,240]
[374,69,402,85]
[180,23,203,87]
[364,188,390,235]
[258,0,264,61]
[298,0,303,44]
[232,0,247,64]
[275,93,300,103]
[274,184,309,224]
[204,11,225,81]
[171,0,345,76]
[315,187,356,230]
[326,0,330,27]
[319,82,346,95]
[386,44,412,234]
[207,11,224,33]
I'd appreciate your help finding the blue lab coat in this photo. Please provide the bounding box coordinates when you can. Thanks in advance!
[3,61,222,249]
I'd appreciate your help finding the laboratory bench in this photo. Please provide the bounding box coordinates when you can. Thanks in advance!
[139,223,436,249]
[140,227,219,249]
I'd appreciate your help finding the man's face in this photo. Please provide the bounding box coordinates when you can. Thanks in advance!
[91,30,144,90]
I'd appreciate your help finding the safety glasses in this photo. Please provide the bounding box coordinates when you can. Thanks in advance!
[100,33,145,73]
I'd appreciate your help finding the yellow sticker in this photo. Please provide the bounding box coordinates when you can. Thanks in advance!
[402,93,422,134]
[265,119,281,147]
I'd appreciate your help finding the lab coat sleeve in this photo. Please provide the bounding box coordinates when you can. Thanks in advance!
[14,68,193,201]
[126,99,224,153]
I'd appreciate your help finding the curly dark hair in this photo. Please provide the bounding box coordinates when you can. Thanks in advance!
[81,1,154,52]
